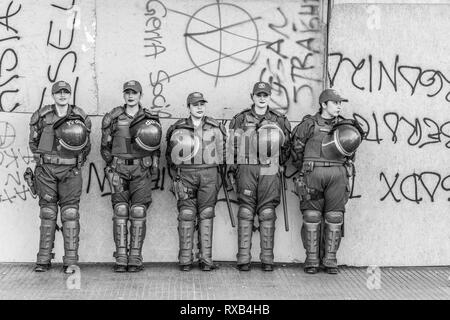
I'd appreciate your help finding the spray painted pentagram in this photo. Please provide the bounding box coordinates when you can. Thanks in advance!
[184,2,260,83]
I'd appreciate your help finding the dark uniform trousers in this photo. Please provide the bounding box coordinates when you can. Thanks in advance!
[235,164,280,266]
[110,161,153,267]
[300,165,349,269]
[291,113,349,269]
[35,163,82,266]
[176,167,221,267]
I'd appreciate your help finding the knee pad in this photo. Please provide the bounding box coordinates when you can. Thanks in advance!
[113,203,129,219]
[303,210,322,223]
[39,206,57,220]
[61,206,79,222]
[258,207,276,222]
[237,206,254,221]
[325,211,343,224]
[179,208,196,221]
[199,207,215,220]
[130,205,146,219]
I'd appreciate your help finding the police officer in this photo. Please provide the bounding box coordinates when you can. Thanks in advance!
[166,92,226,271]
[101,80,162,272]
[291,88,364,274]
[29,80,91,273]
[228,82,291,272]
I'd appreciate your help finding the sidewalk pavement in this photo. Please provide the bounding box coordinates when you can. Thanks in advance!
[0,262,449,300]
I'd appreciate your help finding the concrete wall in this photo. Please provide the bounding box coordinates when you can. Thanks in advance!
[1,0,449,267]
[328,2,450,265]
[0,0,325,263]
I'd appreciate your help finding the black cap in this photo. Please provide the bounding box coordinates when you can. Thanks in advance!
[319,89,348,104]
[252,82,271,95]
[52,81,71,94]
[123,80,142,93]
[187,92,207,105]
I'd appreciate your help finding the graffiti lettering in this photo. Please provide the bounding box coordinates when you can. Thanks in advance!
[261,0,322,115]
[354,112,450,149]
[0,1,21,112]
[380,171,450,203]
[86,162,110,197]
[40,1,79,109]
[0,121,16,149]
[144,0,167,58]
[329,53,450,102]
[148,70,171,117]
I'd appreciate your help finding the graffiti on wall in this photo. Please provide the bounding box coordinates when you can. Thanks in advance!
[39,0,81,109]
[0,121,37,203]
[145,0,171,117]
[142,0,324,118]
[327,51,450,204]
[328,52,450,103]
[0,1,21,112]
[260,0,323,114]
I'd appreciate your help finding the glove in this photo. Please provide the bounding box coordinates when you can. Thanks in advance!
[33,154,41,165]
[226,164,238,193]
[227,164,237,177]
[151,155,159,175]
[292,174,307,200]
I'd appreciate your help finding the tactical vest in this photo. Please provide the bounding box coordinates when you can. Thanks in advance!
[36,105,85,158]
[233,109,283,165]
[303,114,346,164]
[110,108,155,159]
[169,117,225,167]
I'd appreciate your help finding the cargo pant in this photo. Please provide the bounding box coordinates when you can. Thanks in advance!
[175,166,221,267]
[235,164,280,265]
[34,163,82,266]
[300,164,349,268]
[110,160,152,267]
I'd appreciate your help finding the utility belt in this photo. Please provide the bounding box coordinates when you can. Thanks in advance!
[111,156,152,168]
[238,158,279,166]
[301,160,344,173]
[177,164,219,170]
[40,154,78,165]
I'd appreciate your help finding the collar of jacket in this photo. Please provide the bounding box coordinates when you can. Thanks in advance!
[121,103,144,118]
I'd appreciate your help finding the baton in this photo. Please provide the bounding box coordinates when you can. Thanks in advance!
[280,166,289,231]
[220,165,236,227]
